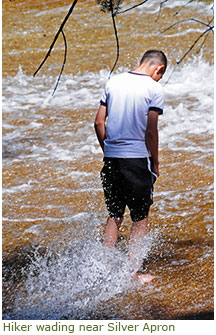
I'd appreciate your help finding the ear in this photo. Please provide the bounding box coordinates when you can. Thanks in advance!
[157,64,165,74]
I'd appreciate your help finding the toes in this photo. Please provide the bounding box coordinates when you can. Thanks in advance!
[133,273,155,284]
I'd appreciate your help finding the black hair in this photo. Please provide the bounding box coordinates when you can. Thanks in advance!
[140,50,167,72]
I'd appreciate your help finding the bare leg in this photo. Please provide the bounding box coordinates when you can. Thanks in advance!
[129,217,148,246]
[103,216,123,248]
[129,217,154,283]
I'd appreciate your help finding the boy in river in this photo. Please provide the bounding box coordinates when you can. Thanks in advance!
[94,50,167,283]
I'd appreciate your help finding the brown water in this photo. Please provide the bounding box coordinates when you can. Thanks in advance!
[2,0,214,320]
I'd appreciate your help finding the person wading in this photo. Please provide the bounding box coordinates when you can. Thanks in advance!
[94,50,167,283]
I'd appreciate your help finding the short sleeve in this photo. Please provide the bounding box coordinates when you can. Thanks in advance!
[149,84,165,115]
[100,84,108,106]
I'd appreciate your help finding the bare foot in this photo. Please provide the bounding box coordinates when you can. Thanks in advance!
[133,272,155,284]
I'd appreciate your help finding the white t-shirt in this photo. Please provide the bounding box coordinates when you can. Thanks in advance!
[100,72,165,158]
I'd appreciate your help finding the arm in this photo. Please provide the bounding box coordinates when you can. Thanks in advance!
[145,110,159,177]
[94,104,107,152]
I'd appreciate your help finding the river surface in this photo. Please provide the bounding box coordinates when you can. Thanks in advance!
[2,0,214,320]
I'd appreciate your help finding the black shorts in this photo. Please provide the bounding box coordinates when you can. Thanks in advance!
[100,157,156,222]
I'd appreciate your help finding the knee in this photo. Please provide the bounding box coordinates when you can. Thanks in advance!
[108,216,123,229]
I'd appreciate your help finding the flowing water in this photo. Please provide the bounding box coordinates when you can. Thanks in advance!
[2,0,214,320]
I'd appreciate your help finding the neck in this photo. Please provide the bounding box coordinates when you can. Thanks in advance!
[132,63,154,77]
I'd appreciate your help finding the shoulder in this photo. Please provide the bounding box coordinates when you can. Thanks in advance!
[108,72,129,83]
[150,79,165,97]
[105,72,129,89]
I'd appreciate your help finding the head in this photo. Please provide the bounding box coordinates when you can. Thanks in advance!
[140,50,167,81]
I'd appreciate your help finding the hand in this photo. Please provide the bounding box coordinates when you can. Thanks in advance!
[153,162,159,177]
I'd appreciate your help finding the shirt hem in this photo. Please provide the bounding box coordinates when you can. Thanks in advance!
[104,154,150,158]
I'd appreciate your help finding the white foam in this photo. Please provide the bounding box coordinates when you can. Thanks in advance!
[121,0,213,15]
[159,56,214,151]
[2,228,159,320]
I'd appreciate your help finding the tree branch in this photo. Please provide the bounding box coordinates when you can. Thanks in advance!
[196,28,211,53]
[160,18,214,35]
[33,0,79,77]
[176,26,213,65]
[96,0,123,16]
[117,0,150,15]
[52,29,67,96]
[165,26,213,84]
[109,1,120,77]
[155,0,168,22]
[174,0,194,17]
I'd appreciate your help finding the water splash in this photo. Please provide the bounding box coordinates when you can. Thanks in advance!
[3,231,157,320]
